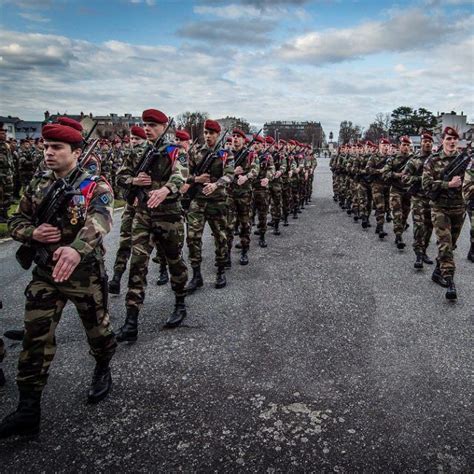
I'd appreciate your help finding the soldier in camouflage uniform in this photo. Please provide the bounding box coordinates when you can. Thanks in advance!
[401,132,434,268]
[109,126,147,295]
[226,128,259,265]
[99,141,114,184]
[463,153,474,262]
[306,146,317,204]
[116,109,188,341]
[0,118,116,439]
[18,139,37,191]
[0,124,14,223]
[267,136,286,234]
[280,140,292,226]
[111,138,124,198]
[252,135,275,247]
[422,127,467,300]
[383,136,413,249]
[184,120,234,292]
[366,138,391,239]
[355,141,374,229]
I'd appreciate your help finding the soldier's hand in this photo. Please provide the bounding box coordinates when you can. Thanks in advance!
[203,183,218,195]
[52,247,81,282]
[260,178,269,187]
[234,166,244,175]
[147,187,170,208]
[275,171,282,179]
[181,183,190,194]
[237,175,248,186]
[448,176,462,188]
[195,173,210,184]
[133,172,152,186]
[32,223,61,244]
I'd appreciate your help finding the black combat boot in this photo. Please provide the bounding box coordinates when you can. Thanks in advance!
[239,248,249,265]
[366,218,372,228]
[346,207,352,215]
[87,359,112,404]
[353,215,359,222]
[386,212,392,222]
[253,229,260,236]
[258,232,267,248]
[395,235,406,249]
[116,307,139,343]
[378,226,387,239]
[164,295,186,328]
[267,219,275,227]
[292,208,298,219]
[431,261,448,288]
[235,242,242,249]
[156,264,169,286]
[422,253,433,265]
[375,224,381,234]
[0,391,41,439]
[233,223,240,236]
[283,215,289,227]
[215,267,226,289]
[445,277,457,300]
[224,250,232,269]
[184,266,203,294]
[361,216,368,229]
[108,272,122,295]
[4,328,25,341]
[273,220,281,236]
[414,254,423,269]
[467,243,474,262]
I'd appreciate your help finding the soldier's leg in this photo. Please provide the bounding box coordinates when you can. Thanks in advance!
[371,183,385,227]
[238,193,252,250]
[467,206,474,261]
[0,337,5,387]
[256,189,269,234]
[226,194,236,252]
[422,198,433,254]
[431,207,454,278]
[402,193,412,230]
[206,201,228,268]
[411,197,425,256]
[282,183,290,225]
[186,200,206,269]
[112,205,135,280]
[390,188,403,236]
[384,186,392,221]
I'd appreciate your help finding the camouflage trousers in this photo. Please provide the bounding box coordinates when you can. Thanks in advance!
[351,179,359,215]
[113,204,136,277]
[431,206,466,278]
[269,182,282,222]
[254,187,270,233]
[187,198,228,268]
[290,178,299,212]
[372,183,390,226]
[298,177,307,206]
[332,172,339,197]
[358,181,372,218]
[411,195,433,255]
[468,204,474,244]
[0,177,14,212]
[126,205,188,309]
[390,187,411,236]
[281,180,291,218]
[17,263,116,392]
[226,191,252,251]
[307,172,314,200]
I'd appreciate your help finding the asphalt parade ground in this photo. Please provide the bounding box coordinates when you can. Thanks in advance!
[0,159,472,471]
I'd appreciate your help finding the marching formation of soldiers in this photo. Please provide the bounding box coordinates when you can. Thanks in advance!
[330,127,473,301]
[0,112,317,439]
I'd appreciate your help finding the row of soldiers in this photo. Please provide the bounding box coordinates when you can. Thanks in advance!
[330,127,473,301]
[0,112,317,439]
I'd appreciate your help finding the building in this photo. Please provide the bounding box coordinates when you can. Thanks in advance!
[434,111,472,147]
[0,116,21,139]
[14,121,43,140]
[263,121,325,148]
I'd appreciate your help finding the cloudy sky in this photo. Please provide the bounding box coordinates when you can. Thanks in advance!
[0,0,473,137]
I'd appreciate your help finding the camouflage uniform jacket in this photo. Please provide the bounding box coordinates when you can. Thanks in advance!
[401,152,431,197]
[8,167,114,267]
[422,151,465,208]
[187,144,234,201]
[19,147,36,179]
[463,157,473,206]
[272,151,287,182]
[255,151,275,189]
[231,148,260,195]
[0,140,13,183]
[382,153,413,189]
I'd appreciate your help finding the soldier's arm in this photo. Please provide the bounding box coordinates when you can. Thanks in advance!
[116,149,136,189]
[462,164,474,203]
[266,156,275,180]
[422,157,448,193]
[216,151,234,188]
[8,184,36,243]
[69,179,114,259]
[164,155,186,194]
[401,159,417,186]
[246,156,259,181]
[185,149,198,184]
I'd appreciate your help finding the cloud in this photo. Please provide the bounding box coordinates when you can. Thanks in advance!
[178,18,276,45]
[277,9,455,65]
[129,0,156,5]
[1,0,53,8]
[19,12,51,22]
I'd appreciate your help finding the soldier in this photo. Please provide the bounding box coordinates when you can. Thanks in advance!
[0,118,116,439]
[111,138,124,197]
[116,109,188,341]
[0,123,14,223]
[18,139,36,191]
[383,136,413,249]
[252,135,275,247]
[463,153,474,262]
[267,136,286,235]
[226,128,259,265]
[279,140,292,226]
[366,138,391,239]
[401,132,434,268]
[422,127,467,300]
[184,120,233,292]
[109,126,148,295]
[356,141,374,229]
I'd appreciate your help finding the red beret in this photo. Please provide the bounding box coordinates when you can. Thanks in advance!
[131,125,146,140]
[204,119,221,134]
[42,123,83,144]
[254,134,264,144]
[232,128,246,139]
[57,117,83,132]
[279,139,287,145]
[113,137,122,144]
[265,136,275,144]
[443,127,459,139]
[400,136,411,144]
[288,140,296,145]
[175,129,190,141]
[226,137,233,143]
[142,109,168,124]
[379,138,391,145]
[421,132,433,142]
[244,137,250,144]
[123,136,130,143]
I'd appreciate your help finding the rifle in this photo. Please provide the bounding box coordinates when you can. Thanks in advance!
[186,129,229,201]
[427,149,472,201]
[187,137,199,155]
[79,138,100,169]
[233,129,263,168]
[83,121,98,145]
[15,166,86,270]
[124,118,175,206]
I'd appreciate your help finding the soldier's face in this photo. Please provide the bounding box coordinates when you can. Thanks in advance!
[204,129,218,147]
[130,136,144,146]
[421,139,433,153]
[232,135,244,149]
[443,135,458,154]
[0,130,6,141]
[400,142,411,154]
[43,140,81,173]
[144,122,165,141]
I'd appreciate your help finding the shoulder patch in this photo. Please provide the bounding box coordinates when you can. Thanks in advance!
[166,145,179,162]
[178,152,188,166]
[99,194,110,205]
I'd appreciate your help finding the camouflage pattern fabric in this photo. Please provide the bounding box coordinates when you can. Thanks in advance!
[463,159,474,245]
[253,151,275,233]
[411,196,433,255]
[0,140,14,215]
[389,188,411,236]
[113,204,136,277]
